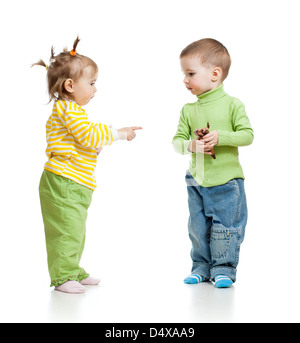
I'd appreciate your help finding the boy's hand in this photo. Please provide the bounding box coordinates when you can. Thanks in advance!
[202,130,219,150]
[118,126,143,141]
[193,123,217,159]
[188,130,218,155]
[188,139,206,153]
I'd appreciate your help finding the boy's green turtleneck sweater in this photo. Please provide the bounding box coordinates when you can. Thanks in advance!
[172,84,254,187]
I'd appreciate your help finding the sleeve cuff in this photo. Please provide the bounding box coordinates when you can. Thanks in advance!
[110,128,119,141]
[172,139,192,155]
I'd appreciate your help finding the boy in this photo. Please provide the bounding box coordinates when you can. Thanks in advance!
[172,39,254,288]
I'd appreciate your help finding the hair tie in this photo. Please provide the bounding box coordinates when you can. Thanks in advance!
[70,37,80,57]
[45,64,49,71]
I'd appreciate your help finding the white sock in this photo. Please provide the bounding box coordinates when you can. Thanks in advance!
[80,276,100,285]
[55,280,85,294]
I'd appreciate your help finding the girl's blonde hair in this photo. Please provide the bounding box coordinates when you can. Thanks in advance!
[180,38,231,81]
[32,36,98,102]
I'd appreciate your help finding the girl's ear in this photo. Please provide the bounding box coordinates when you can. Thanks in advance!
[64,78,74,93]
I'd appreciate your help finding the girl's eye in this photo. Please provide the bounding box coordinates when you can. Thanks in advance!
[91,83,95,86]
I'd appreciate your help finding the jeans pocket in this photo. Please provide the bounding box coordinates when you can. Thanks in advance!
[210,228,231,260]
[210,225,239,266]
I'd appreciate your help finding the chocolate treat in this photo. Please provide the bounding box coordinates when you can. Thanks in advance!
[193,122,216,159]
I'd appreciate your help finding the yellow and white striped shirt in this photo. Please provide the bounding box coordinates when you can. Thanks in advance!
[44,99,118,190]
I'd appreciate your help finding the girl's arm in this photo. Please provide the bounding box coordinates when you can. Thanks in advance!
[56,100,141,148]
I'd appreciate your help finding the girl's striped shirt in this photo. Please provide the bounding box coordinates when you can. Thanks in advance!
[44,99,119,190]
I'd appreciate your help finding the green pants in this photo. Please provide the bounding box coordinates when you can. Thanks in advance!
[39,170,93,287]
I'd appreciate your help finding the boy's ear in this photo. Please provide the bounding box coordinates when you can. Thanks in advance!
[64,78,74,93]
[211,67,222,82]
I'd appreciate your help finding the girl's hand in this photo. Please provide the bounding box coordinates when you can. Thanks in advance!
[96,147,103,155]
[118,126,143,141]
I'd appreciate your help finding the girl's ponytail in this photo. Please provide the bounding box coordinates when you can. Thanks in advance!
[70,36,80,56]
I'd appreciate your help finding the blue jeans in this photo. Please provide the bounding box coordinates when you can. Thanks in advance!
[185,171,247,282]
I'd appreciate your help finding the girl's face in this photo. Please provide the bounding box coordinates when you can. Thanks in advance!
[180,56,221,96]
[70,66,98,106]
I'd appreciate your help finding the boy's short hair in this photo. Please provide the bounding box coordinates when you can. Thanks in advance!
[180,38,231,81]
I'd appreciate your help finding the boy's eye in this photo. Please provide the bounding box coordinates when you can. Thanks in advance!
[188,73,195,77]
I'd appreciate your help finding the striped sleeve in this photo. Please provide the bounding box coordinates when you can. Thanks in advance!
[56,100,119,148]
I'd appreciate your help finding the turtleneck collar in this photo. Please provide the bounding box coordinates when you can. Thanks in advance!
[197,84,226,104]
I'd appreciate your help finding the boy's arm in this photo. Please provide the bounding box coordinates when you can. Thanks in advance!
[217,100,254,147]
[172,107,192,154]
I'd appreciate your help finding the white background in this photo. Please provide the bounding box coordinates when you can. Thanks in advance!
[1,0,300,323]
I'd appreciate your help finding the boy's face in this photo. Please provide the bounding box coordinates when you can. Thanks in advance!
[180,56,220,96]
[72,66,98,106]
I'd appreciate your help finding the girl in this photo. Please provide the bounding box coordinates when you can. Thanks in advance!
[33,37,142,294]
